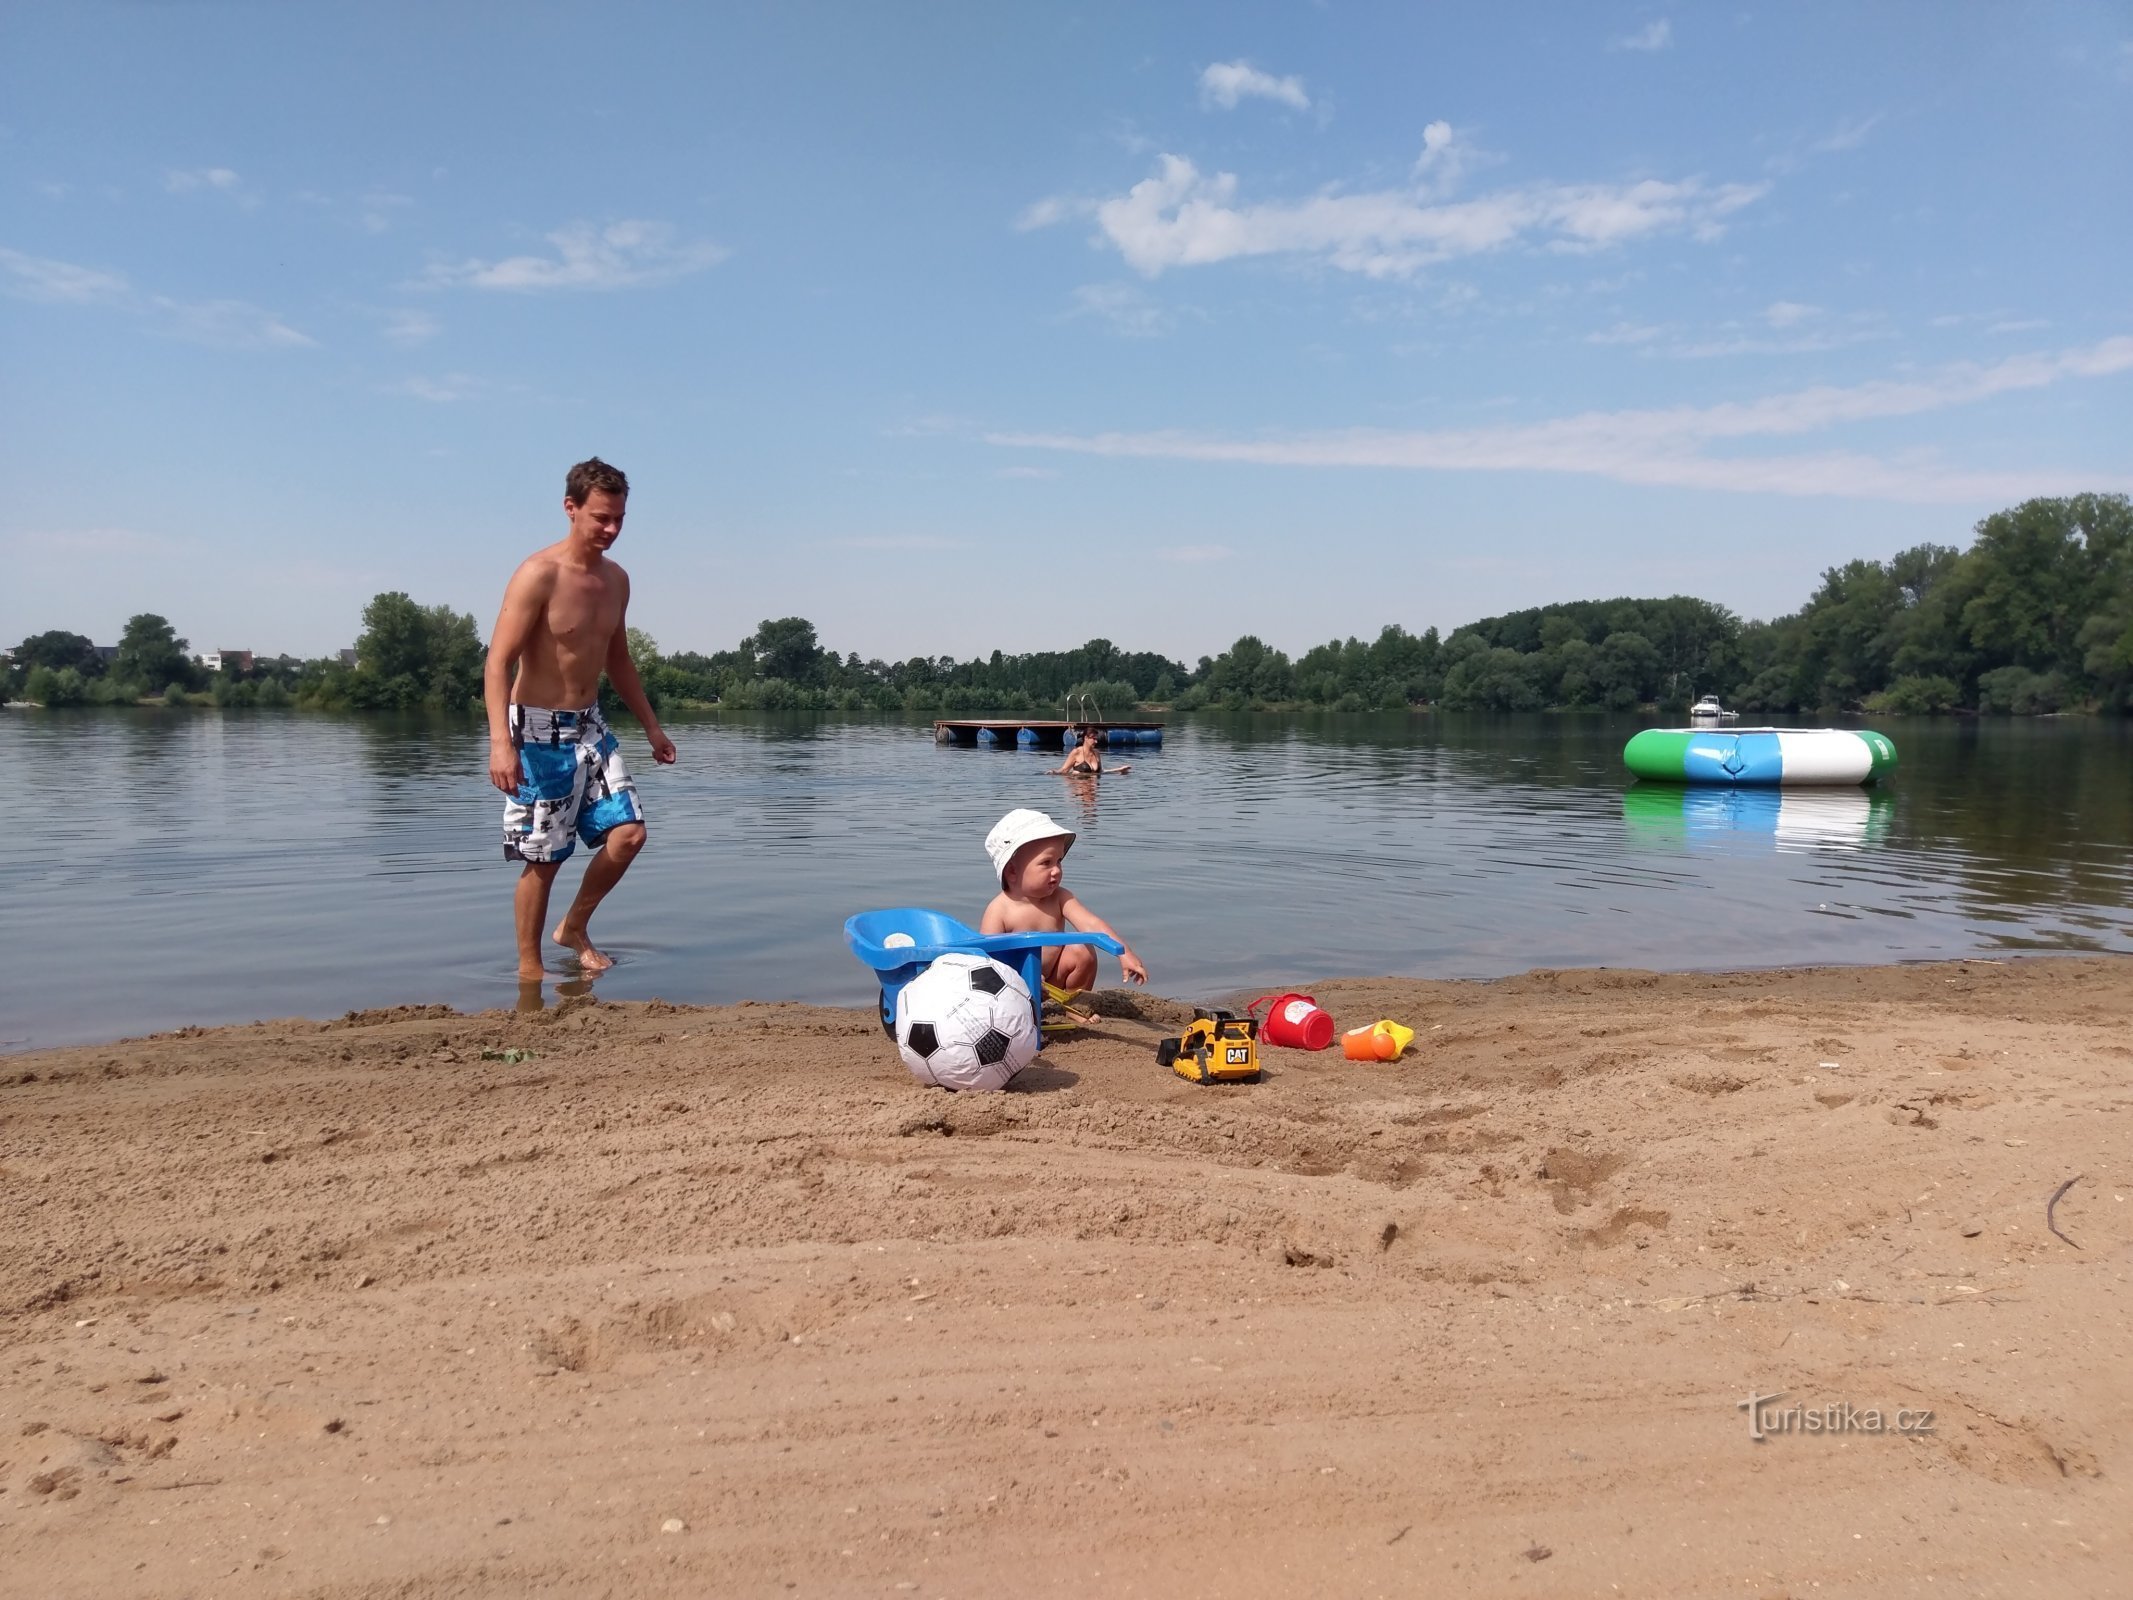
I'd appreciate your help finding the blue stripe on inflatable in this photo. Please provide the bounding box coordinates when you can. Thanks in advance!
[1680,732,1785,785]
[1733,732,1785,784]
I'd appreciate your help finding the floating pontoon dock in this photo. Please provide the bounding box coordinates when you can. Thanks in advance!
[933,719,1164,749]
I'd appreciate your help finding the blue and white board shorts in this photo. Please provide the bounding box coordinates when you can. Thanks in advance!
[502,705,644,864]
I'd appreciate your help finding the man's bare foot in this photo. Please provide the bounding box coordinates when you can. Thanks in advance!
[552,921,614,972]
[517,958,546,983]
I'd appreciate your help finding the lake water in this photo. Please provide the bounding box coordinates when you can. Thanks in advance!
[3,709,2130,1049]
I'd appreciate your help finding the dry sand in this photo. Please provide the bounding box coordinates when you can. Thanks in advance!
[3,957,2130,1598]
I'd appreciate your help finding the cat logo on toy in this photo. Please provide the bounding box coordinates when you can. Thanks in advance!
[1156,1008,1262,1085]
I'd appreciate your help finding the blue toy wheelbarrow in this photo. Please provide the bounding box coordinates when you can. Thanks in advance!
[844,907,1124,1037]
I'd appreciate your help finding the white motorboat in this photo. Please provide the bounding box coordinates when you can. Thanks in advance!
[1688,695,1739,721]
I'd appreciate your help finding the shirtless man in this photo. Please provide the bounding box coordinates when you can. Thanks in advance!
[486,457,676,981]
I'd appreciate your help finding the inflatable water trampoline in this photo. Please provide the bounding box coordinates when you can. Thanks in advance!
[1623,727,1896,786]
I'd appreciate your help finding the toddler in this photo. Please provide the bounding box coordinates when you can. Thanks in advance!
[980,808,1148,1000]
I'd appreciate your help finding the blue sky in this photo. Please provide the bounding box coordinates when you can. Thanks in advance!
[3,1,2129,664]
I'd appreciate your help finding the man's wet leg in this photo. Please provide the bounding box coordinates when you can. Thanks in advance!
[515,860,562,981]
[552,822,645,973]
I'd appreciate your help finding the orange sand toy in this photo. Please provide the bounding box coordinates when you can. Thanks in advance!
[1342,1020,1416,1061]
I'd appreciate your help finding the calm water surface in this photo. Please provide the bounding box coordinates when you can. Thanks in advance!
[3,709,2129,1048]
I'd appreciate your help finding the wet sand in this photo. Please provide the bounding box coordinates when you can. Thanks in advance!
[4,958,2129,1597]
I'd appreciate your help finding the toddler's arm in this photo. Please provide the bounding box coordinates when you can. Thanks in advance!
[1061,894,1148,985]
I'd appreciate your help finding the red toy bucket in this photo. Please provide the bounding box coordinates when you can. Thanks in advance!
[1247,993,1335,1051]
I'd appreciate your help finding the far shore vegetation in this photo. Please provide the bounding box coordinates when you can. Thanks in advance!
[8,494,2131,719]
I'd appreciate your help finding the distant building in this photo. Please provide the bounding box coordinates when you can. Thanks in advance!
[96,645,119,665]
[201,650,254,674]
[338,648,358,668]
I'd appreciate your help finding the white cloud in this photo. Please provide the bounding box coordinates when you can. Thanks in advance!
[359,192,414,234]
[1987,318,2050,335]
[1409,119,1495,198]
[0,526,192,560]
[1,246,312,348]
[390,373,486,403]
[1069,281,1175,337]
[379,308,440,347]
[1040,152,1767,278]
[881,413,973,439]
[424,220,729,292]
[1667,328,1888,359]
[993,466,1059,480]
[985,335,2133,504]
[1762,300,1818,328]
[1812,114,1883,153]
[152,297,313,349]
[0,246,131,305]
[1199,61,1310,112]
[165,166,242,194]
[829,534,966,551]
[1611,19,1673,52]
[1015,196,1079,232]
[1587,320,1665,345]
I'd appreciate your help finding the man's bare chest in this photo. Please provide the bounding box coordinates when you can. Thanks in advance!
[542,572,623,649]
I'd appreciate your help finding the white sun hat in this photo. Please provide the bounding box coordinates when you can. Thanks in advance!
[985,807,1076,887]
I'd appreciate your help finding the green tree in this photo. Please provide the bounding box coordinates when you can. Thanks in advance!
[1593,630,1660,709]
[12,630,105,679]
[1441,646,1543,710]
[23,666,87,705]
[749,617,824,684]
[353,592,486,708]
[115,613,191,692]
[424,604,486,706]
[1866,675,1960,714]
[357,592,434,681]
[1959,500,2082,673]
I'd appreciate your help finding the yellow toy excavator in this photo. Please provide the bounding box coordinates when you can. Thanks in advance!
[1155,1008,1262,1085]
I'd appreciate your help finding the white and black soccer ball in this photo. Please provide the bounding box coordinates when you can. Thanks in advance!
[893,953,1040,1092]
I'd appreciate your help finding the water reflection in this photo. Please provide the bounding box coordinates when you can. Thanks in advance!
[1621,786,1895,851]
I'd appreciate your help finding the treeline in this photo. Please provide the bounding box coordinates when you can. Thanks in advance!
[9,494,2129,717]
[625,616,1186,715]
[1177,493,2133,715]
[5,593,487,712]
[11,614,221,708]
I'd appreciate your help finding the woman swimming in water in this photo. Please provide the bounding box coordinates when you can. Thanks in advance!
[1051,725,1130,777]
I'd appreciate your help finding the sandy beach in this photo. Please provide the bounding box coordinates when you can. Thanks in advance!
[4,957,2129,1597]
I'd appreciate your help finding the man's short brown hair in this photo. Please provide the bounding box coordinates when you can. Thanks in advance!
[565,457,629,506]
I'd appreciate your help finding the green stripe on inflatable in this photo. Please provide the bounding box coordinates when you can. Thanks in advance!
[1622,729,1692,781]
[1858,729,1898,782]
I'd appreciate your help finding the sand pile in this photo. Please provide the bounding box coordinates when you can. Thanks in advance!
[3,958,2128,1596]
